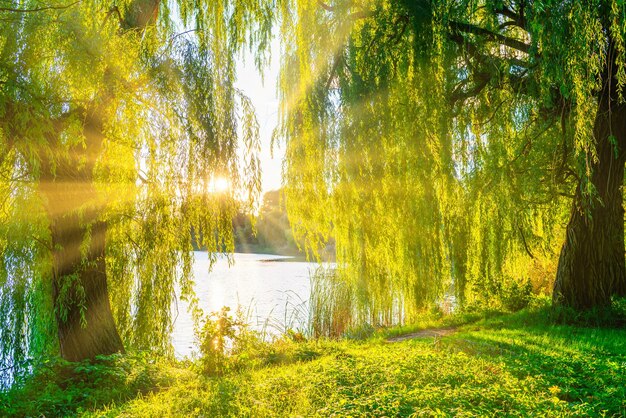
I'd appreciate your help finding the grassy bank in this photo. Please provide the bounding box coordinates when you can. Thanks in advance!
[2,308,625,417]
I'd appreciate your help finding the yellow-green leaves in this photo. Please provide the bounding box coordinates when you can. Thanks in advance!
[276,0,587,321]
[0,0,265,375]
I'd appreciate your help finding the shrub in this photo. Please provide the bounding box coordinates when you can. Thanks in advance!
[0,353,176,418]
[197,307,246,375]
[500,278,533,312]
[548,296,626,327]
[196,306,306,374]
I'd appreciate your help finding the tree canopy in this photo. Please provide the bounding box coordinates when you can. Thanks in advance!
[0,0,271,383]
[277,0,626,322]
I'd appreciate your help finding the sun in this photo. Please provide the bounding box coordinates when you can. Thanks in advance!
[211,176,230,193]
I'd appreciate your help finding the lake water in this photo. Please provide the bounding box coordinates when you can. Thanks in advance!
[171,252,323,358]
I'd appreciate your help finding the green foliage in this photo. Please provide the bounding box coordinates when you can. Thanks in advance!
[197,307,246,376]
[7,309,624,417]
[196,306,320,376]
[500,277,534,312]
[342,323,376,341]
[548,296,626,328]
[274,0,623,324]
[0,353,185,418]
[255,189,303,254]
[232,189,304,255]
[308,268,356,337]
[0,0,271,378]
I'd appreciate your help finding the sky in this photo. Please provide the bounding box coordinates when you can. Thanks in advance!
[234,40,283,194]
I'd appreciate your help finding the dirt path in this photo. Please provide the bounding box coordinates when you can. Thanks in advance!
[386,327,457,342]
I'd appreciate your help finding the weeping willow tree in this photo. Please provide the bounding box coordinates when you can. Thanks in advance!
[277,0,626,321]
[0,0,272,380]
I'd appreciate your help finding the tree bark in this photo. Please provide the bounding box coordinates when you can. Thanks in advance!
[34,0,162,360]
[39,110,124,361]
[553,60,626,309]
[47,204,124,361]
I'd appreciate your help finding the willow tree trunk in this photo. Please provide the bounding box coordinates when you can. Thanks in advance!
[40,111,124,361]
[553,65,626,309]
[35,0,160,360]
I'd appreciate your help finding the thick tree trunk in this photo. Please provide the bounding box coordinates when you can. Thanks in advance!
[40,111,124,361]
[47,203,124,361]
[553,70,626,309]
[34,0,162,359]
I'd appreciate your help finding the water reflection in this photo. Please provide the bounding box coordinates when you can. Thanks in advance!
[172,252,322,358]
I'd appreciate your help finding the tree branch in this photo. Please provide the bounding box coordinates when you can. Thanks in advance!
[325,53,342,91]
[316,0,372,20]
[0,1,80,13]
[32,234,53,251]
[447,28,533,106]
[449,72,492,105]
[317,1,336,12]
[492,4,527,30]
[449,20,531,54]
[518,223,535,259]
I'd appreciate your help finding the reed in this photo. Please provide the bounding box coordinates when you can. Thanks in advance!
[308,268,356,338]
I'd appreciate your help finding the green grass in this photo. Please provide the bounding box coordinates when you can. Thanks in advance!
[3,308,626,417]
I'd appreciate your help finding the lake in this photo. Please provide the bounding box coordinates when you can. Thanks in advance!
[171,252,324,358]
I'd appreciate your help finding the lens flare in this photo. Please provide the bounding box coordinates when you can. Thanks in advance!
[212,177,230,193]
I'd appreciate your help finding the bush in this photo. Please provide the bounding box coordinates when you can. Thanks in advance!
[197,307,249,375]
[196,306,315,375]
[500,278,533,312]
[0,353,177,418]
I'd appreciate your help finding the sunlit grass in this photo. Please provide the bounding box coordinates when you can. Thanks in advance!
[4,307,625,417]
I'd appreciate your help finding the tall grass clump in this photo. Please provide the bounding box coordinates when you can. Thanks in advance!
[547,296,626,327]
[308,268,356,338]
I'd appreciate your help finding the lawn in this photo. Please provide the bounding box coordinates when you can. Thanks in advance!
[3,308,625,417]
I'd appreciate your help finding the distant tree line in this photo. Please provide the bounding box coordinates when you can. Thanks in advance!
[190,189,316,256]
[234,189,302,255]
